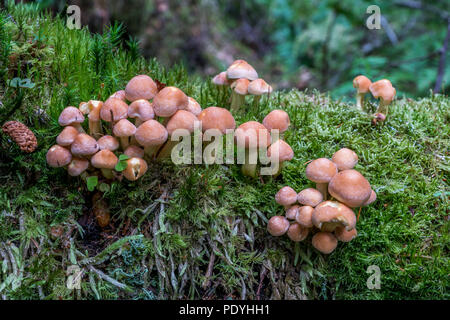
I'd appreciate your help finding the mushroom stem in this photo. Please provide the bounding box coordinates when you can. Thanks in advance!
[135,119,144,127]
[89,120,103,138]
[375,99,390,116]
[72,123,86,133]
[230,92,245,112]
[241,148,258,178]
[356,92,365,111]
[316,183,328,200]
[144,145,161,159]
[156,139,178,160]
[119,137,130,150]
[100,168,114,180]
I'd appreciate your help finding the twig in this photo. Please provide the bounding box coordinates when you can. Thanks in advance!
[88,265,129,290]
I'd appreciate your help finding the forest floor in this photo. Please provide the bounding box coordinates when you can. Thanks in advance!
[0,2,449,300]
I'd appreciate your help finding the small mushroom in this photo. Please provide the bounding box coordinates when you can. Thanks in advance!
[124,75,158,102]
[70,133,99,158]
[152,86,189,118]
[287,223,309,242]
[46,145,72,168]
[91,149,119,179]
[230,78,249,112]
[312,201,356,232]
[286,205,300,220]
[135,119,168,159]
[331,148,358,171]
[226,59,258,81]
[267,216,290,237]
[363,189,377,206]
[124,145,145,159]
[212,71,230,87]
[312,232,338,254]
[67,158,89,177]
[369,79,396,120]
[58,106,85,132]
[305,158,337,200]
[56,126,79,147]
[186,97,202,116]
[128,99,155,126]
[109,90,126,101]
[297,188,323,207]
[328,169,372,208]
[122,157,148,181]
[267,139,294,177]
[113,119,137,150]
[87,100,103,138]
[97,135,120,152]
[353,75,372,111]
[295,205,314,228]
[248,79,272,109]
[275,186,298,208]
[334,227,357,242]
[100,98,128,123]
[262,109,290,141]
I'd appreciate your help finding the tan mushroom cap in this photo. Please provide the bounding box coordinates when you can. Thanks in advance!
[267,216,290,237]
[353,75,372,93]
[135,120,168,147]
[212,71,229,86]
[331,148,358,171]
[286,205,300,220]
[91,149,118,169]
[100,98,128,122]
[248,79,273,96]
[369,79,396,103]
[262,110,290,134]
[363,189,377,206]
[231,78,250,95]
[67,158,89,176]
[152,86,189,117]
[328,169,372,208]
[226,60,258,80]
[166,110,199,135]
[267,139,294,162]
[312,201,356,232]
[70,133,99,157]
[287,223,309,242]
[297,188,323,207]
[113,119,137,138]
[56,126,79,146]
[305,158,337,183]
[58,107,85,127]
[97,135,119,151]
[78,101,90,115]
[128,99,155,122]
[295,205,314,228]
[124,145,145,159]
[46,145,72,168]
[186,97,202,116]
[197,107,236,134]
[234,121,271,149]
[275,186,298,207]
[312,232,338,254]
[122,157,148,181]
[124,75,158,102]
[334,226,357,242]
[87,100,103,122]
[109,90,126,101]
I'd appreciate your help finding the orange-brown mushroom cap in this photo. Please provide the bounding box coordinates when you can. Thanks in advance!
[334,226,357,242]
[197,107,236,134]
[186,97,202,116]
[248,79,273,96]
[287,223,309,242]
[331,148,358,171]
[97,135,120,151]
[100,98,129,122]
[122,157,148,181]
[297,188,323,207]
[369,79,396,104]
[46,145,72,168]
[124,145,145,159]
[267,216,290,237]
[128,99,155,122]
[267,139,294,163]
[152,86,189,117]
[305,158,337,183]
[56,126,79,147]
[234,121,271,149]
[328,169,372,208]
[212,71,229,86]
[262,110,290,134]
[353,75,372,93]
[312,201,357,232]
[67,158,89,176]
[70,133,99,157]
[124,75,158,102]
[135,120,168,147]
[312,232,338,254]
[113,119,137,138]
[295,205,314,228]
[91,149,118,169]
[165,110,199,135]
[58,107,84,127]
[275,186,298,207]
[226,60,258,80]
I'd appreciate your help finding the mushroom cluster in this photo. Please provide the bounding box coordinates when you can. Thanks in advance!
[46,74,203,182]
[212,59,273,113]
[353,75,396,124]
[267,148,377,254]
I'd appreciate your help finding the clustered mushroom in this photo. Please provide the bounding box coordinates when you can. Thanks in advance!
[267,148,376,254]
[353,75,396,124]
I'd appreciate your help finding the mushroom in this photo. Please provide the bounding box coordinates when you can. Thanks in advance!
[124,145,145,159]
[234,121,271,177]
[100,98,128,124]
[58,106,85,132]
[312,232,338,254]
[226,59,258,82]
[297,188,323,207]
[369,79,396,120]
[286,205,300,220]
[124,75,158,102]
[267,216,290,237]
[109,90,126,101]
[87,100,103,138]
[91,149,118,179]
[248,79,272,109]
[67,158,89,177]
[152,86,189,118]
[331,148,358,171]
[305,158,337,200]
[135,119,168,159]
[262,109,290,141]
[128,99,155,126]
[275,186,298,208]
[230,78,249,112]
[287,223,309,242]
[266,139,294,177]
[295,206,314,228]
[113,119,137,150]
[311,201,356,232]
[363,189,377,206]
[122,157,148,181]
[56,126,79,147]
[328,169,372,208]
[212,71,230,87]
[186,97,202,116]
[46,145,72,168]
[334,227,357,242]
[353,75,372,111]
[97,135,120,152]
[70,133,99,158]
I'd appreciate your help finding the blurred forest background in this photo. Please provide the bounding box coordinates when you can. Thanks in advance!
[21,0,450,99]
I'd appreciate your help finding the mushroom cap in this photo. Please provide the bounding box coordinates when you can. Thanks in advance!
[331,148,358,171]
[230,78,250,95]
[312,201,356,232]
[124,75,158,102]
[124,145,145,159]
[128,99,155,122]
[186,97,202,116]
[234,121,271,149]
[70,133,99,157]
[267,216,290,237]
[87,100,103,122]
[58,107,85,126]
[100,98,128,122]
[91,149,118,169]
[152,86,189,117]
[267,139,294,162]
[295,205,314,228]
[363,189,377,206]
[286,205,300,220]
[369,79,396,103]
[212,71,229,86]
[197,107,236,134]
[248,79,273,96]
[109,90,126,101]
[262,110,290,134]
[113,119,137,137]
[122,157,148,181]
[166,110,199,135]
[275,186,298,207]
[334,226,357,242]
[46,145,72,168]
[287,223,309,242]
[56,126,79,147]
[297,188,323,207]
[135,120,168,147]
[226,60,258,80]
[67,158,89,176]
[97,135,120,151]
[79,101,90,115]
[312,232,338,254]
[305,158,337,183]
[353,75,372,93]
[328,169,372,208]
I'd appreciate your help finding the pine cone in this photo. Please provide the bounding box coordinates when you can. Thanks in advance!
[2,121,38,153]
